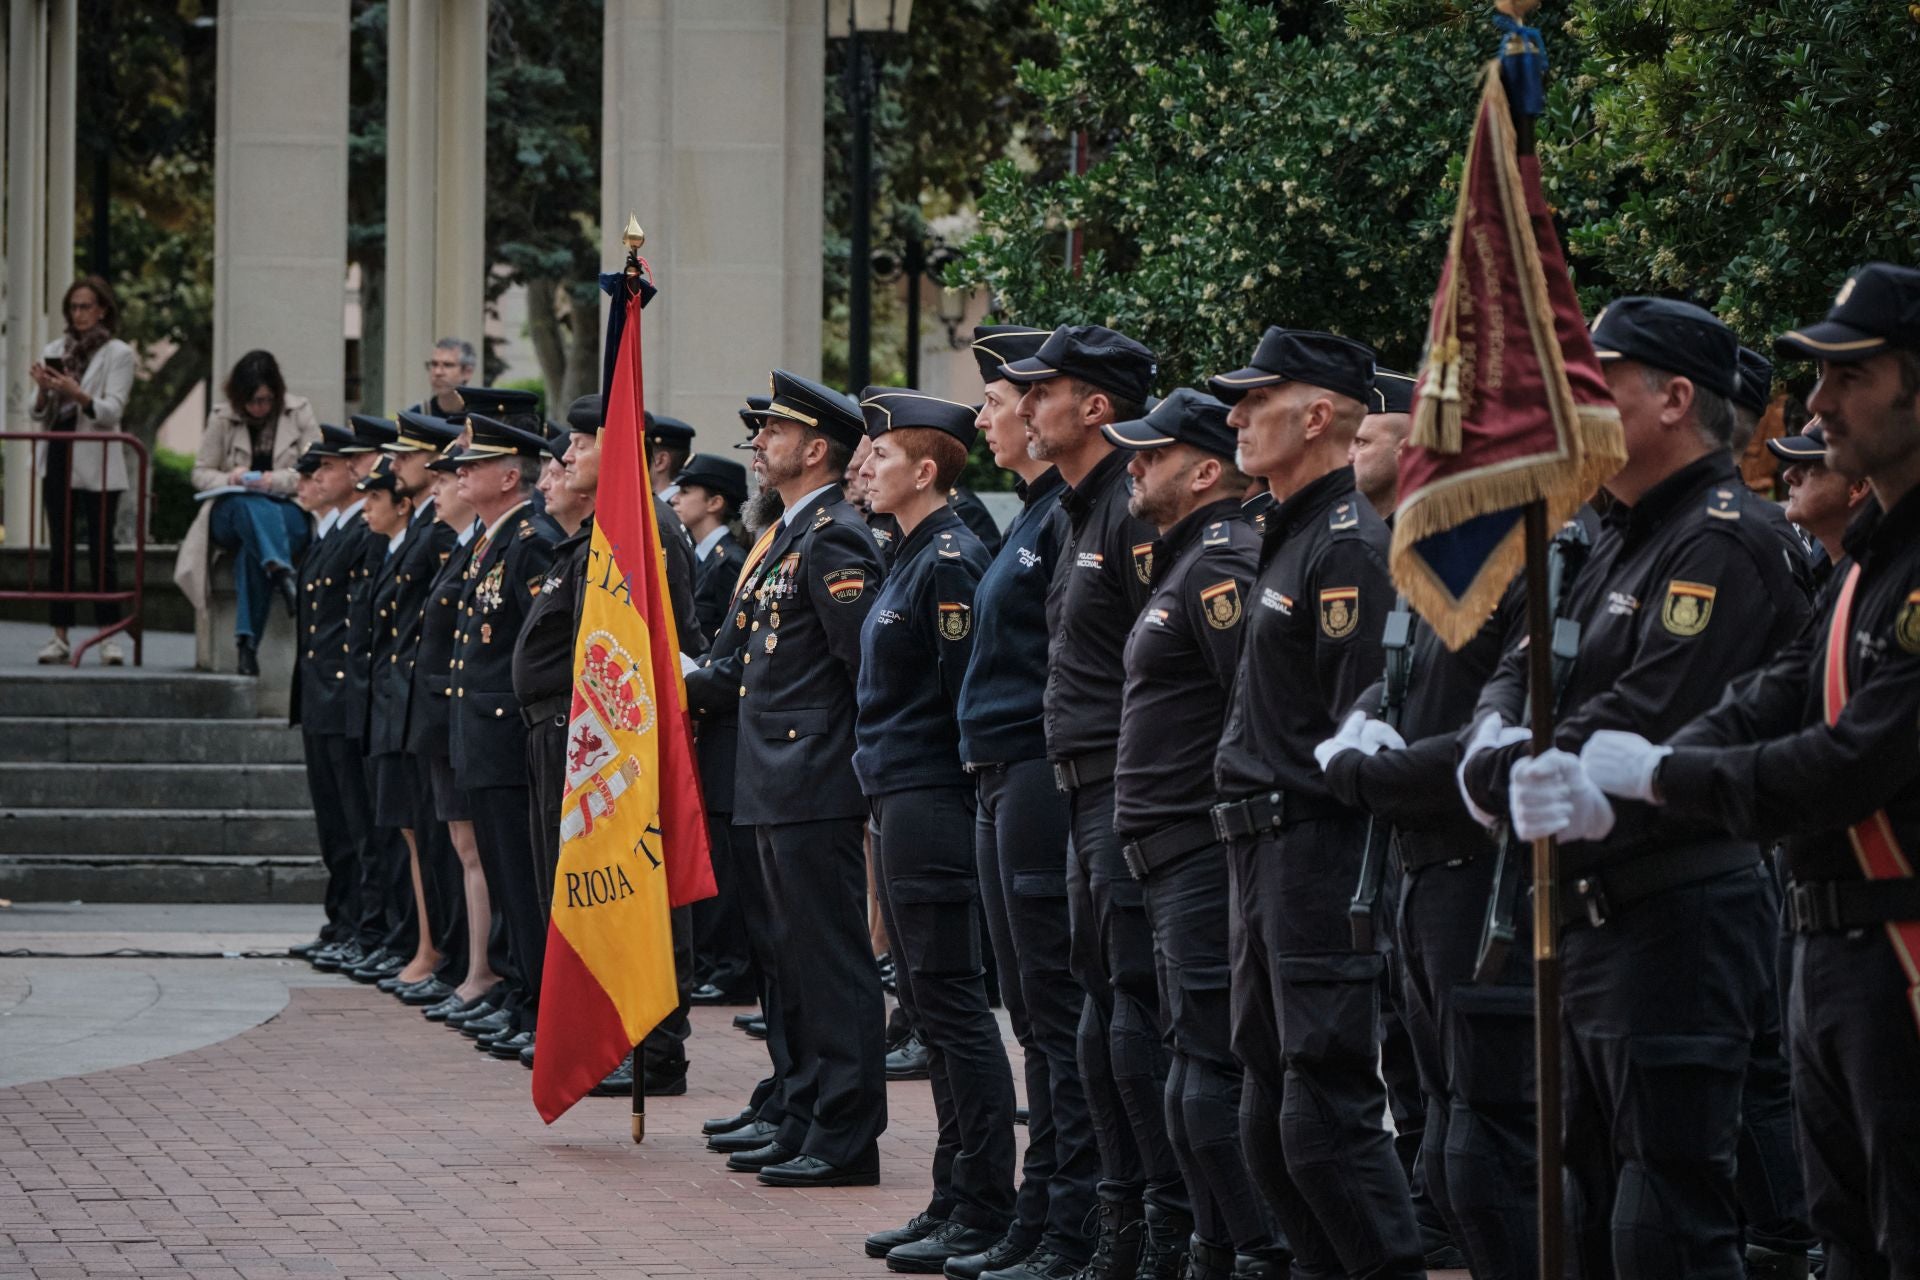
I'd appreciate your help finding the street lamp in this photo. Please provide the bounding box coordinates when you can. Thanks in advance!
[829,0,912,393]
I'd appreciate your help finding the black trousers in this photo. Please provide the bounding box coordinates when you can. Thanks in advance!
[873,786,1018,1231]
[40,477,119,629]
[976,760,1099,1262]
[407,751,466,979]
[1787,927,1920,1280]
[1392,850,1537,1279]
[726,813,795,1128]
[357,749,411,952]
[692,810,756,995]
[1735,875,1814,1257]
[1560,864,1771,1280]
[1066,776,1186,1215]
[303,729,368,943]
[1228,820,1422,1280]
[469,783,543,1030]
[1139,833,1283,1259]
[759,817,888,1167]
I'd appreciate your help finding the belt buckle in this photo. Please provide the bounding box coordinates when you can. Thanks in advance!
[1573,875,1610,929]
[1210,804,1234,845]
[1053,761,1076,793]
[1786,882,1827,933]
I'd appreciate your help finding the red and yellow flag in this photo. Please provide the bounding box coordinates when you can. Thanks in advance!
[532,272,716,1124]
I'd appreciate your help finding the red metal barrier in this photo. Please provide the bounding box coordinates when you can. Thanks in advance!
[0,429,148,667]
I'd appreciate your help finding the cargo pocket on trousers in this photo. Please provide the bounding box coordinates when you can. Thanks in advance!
[1622,1033,1745,1164]
[1275,951,1384,1066]
[890,874,982,975]
[1010,869,1068,899]
[1446,982,1536,1110]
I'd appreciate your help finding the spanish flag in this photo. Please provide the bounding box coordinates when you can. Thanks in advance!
[532,269,716,1124]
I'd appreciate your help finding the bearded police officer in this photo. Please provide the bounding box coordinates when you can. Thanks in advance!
[686,370,889,1188]
[1208,327,1423,1280]
[1106,389,1288,1280]
[999,324,1184,1280]
[1461,297,1811,1279]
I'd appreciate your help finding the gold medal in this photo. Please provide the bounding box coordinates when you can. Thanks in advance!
[736,610,747,630]
[765,633,778,653]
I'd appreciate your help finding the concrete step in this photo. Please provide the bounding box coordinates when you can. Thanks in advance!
[0,717,304,764]
[0,852,323,903]
[0,807,317,858]
[0,762,312,811]
[0,671,259,720]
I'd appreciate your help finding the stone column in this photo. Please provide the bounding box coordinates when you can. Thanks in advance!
[382,0,486,416]
[601,0,824,444]
[211,0,349,425]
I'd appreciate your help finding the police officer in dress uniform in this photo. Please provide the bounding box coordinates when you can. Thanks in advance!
[445,414,557,1063]
[685,370,889,1188]
[1769,421,1871,593]
[1207,327,1423,1279]
[1459,298,1811,1280]
[945,325,1099,1280]
[852,389,1017,1272]
[998,324,1184,1280]
[1105,390,1289,1280]
[1572,263,1920,1280]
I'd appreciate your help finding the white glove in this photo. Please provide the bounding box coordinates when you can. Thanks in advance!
[1456,713,1533,829]
[1581,730,1672,804]
[1563,756,1618,842]
[1509,750,1576,841]
[679,651,699,677]
[1359,719,1407,754]
[1313,710,1372,773]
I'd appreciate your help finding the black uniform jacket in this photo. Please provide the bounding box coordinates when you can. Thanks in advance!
[1115,499,1260,839]
[1043,448,1157,762]
[342,520,388,742]
[955,468,1066,767]
[1464,451,1812,875]
[657,495,705,657]
[686,484,884,826]
[684,525,772,814]
[404,528,477,758]
[1214,466,1393,807]
[853,508,992,797]
[691,528,748,645]
[448,501,557,791]
[297,508,370,738]
[1662,489,1920,882]
[512,520,590,709]
[366,507,456,757]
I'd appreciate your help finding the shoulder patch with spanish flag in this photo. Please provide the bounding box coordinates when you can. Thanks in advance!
[1200,580,1243,630]
[823,567,866,603]
[1132,542,1155,584]
[1661,579,1716,637]
[1895,589,1920,655]
[1319,586,1360,638]
[938,602,972,640]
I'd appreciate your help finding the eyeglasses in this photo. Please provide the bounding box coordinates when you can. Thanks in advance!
[425,359,466,371]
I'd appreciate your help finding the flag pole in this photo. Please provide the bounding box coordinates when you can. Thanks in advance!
[620,212,651,1148]
[632,1050,646,1143]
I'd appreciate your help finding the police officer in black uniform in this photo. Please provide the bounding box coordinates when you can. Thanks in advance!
[998,324,1179,1280]
[1460,298,1811,1280]
[852,388,1016,1271]
[1574,263,1920,1280]
[684,370,889,1188]
[673,454,750,645]
[1105,389,1288,1280]
[951,325,1099,1280]
[446,414,557,1062]
[1208,327,1421,1279]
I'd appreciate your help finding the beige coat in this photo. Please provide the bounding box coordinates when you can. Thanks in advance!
[173,396,321,612]
[30,336,137,492]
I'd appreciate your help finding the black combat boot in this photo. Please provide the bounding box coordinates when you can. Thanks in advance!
[1074,1191,1144,1280]
[1133,1204,1193,1280]
[1186,1239,1234,1280]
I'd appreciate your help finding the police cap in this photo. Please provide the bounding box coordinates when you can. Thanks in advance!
[1590,297,1739,399]
[971,325,1051,385]
[1776,263,1920,363]
[857,387,980,449]
[1101,387,1236,460]
[1208,326,1376,407]
[998,324,1158,405]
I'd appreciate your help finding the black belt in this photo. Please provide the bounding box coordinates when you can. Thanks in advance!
[964,761,1009,776]
[1559,845,1761,930]
[1785,877,1920,934]
[1210,790,1346,843]
[1395,832,1485,872]
[1121,816,1219,881]
[520,693,571,727]
[1052,749,1116,792]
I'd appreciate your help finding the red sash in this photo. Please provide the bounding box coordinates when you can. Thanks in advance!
[1822,562,1920,1028]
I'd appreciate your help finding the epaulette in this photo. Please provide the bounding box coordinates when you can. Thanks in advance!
[1705,486,1741,521]
[937,532,962,558]
[1202,520,1230,547]
[1329,500,1360,532]
[813,508,833,531]
[517,516,535,538]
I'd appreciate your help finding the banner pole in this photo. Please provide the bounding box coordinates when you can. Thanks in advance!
[631,1049,646,1143]
[1522,499,1564,1277]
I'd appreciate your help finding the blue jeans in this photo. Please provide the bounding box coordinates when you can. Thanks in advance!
[209,493,310,641]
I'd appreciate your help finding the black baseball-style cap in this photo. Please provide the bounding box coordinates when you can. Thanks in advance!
[1208,327,1376,407]
[391,410,460,454]
[1369,368,1417,416]
[1766,421,1827,463]
[1590,297,1740,399]
[450,414,547,464]
[971,325,1051,385]
[354,453,403,495]
[1776,263,1920,363]
[674,454,749,506]
[1101,387,1236,460]
[747,370,866,449]
[857,387,980,449]
[1732,347,1774,417]
[998,324,1158,406]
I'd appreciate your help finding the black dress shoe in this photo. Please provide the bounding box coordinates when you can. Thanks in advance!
[425,994,484,1023]
[889,1223,1007,1274]
[886,1032,932,1081]
[312,941,365,972]
[235,636,260,677]
[708,1119,779,1153]
[488,1029,534,1060]
[376,973,408,994]
[590,1059,633,1096]
[944,1231,1035,1280]
[400,978,454,1007]
[757,1151,880,1188]
[724,1142,796,1173]
[867,1213,946,1259]
[349,950,404,983]
[445,998,499,1028]
[519,1041,536,1069]
[288,937,328,959]
[478,1022,527,1051]
[688,982,755,1006]
[461,1008,514,1039]
[731,1011,761,1030]
[743,1015,767,1040]
[702,1107,756,1137]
